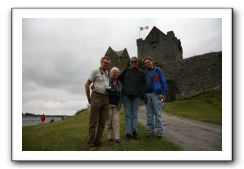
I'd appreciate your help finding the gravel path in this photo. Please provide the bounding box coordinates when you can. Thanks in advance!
[138,105,222,151]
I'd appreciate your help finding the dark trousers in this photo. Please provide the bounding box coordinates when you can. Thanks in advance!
[88,92,109,145]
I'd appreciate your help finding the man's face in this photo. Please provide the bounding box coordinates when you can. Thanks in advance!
[130,59,138,69]
[101,59,111,70]
[143,59,153,69]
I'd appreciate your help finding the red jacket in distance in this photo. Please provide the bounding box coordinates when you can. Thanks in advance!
[40,114,46,122]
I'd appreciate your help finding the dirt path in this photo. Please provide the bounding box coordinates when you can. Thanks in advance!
[138,105,222,151]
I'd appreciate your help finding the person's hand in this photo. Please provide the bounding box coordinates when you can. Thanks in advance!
[88,97,91,105]
[87,103,91,109]
[158,94,166,101]
[91,84,95,90]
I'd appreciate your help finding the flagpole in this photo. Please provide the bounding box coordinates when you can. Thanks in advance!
[138,27,140,39]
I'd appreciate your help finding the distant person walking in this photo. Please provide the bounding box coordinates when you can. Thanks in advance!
[143,57,167,138]
[118,57,145,140]
[106,67,122,144]
[40,114,46,123]
[85,56,111,150]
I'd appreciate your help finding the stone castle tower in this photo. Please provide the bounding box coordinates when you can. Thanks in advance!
[104,46,130,72]
[137,26,183,66]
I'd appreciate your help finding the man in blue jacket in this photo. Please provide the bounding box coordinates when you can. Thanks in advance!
[143,57,167,138]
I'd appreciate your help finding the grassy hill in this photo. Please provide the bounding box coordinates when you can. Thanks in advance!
[22,109,181,151]
[22,90,221,151]
[164,90,222,125]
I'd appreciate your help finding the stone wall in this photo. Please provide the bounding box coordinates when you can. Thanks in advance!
[165,52,222,100]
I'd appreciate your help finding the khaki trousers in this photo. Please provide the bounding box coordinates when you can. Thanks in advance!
[88,92,109,145]
[106,105,120,140]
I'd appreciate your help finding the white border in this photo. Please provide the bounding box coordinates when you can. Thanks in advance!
[12,8,232,161]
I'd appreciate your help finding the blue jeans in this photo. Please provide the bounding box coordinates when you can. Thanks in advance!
[123,95,140,135]
[145,93,163,136]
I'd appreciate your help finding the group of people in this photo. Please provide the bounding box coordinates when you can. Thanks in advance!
[85,56,167,150]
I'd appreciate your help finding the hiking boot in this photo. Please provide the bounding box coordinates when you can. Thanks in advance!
[157,133,163,139]
[89,144,96,151]
[95,142,107,150]
[115,139,120,144]
[157,135,163,139]
[126,134,132,140]
[146,133,153,138]
[132,131,139,140]
[108,139,113,144]
[95,141,103,147]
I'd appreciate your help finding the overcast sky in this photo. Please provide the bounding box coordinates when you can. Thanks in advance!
[22,18,222,115]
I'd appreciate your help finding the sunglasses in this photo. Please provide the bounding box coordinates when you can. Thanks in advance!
[103,61,110,65]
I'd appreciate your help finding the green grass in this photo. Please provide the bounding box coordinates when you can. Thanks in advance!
[164,90,222,125]
[23,109,181,151]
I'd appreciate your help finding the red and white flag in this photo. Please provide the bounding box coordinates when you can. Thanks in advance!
[139,25,149,31]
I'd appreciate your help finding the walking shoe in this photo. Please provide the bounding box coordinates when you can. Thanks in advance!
[95,142,107,150]
[157,135,163,139]
[115,139,120,144]
[126,134,132,140]
[132,131,139,140]
[95,141,103,147]
[157,133,163,139]
[88,144,96,151]
[108,139,113,144]
[146,133,153,138]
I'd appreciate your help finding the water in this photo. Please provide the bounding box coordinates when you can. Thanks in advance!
[22,116,64,126]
